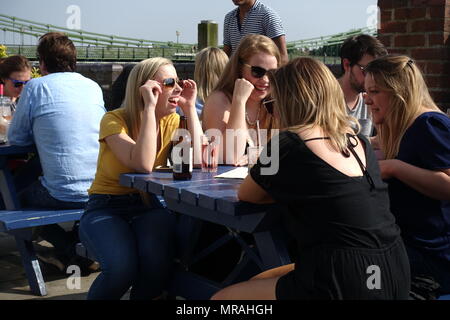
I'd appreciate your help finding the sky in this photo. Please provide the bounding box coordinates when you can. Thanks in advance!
[2,0,378,45]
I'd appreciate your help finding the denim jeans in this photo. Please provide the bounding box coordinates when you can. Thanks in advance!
[19,179,85,263]
[79,193,176,300]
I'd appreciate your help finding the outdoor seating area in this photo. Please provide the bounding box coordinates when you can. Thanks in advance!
[0,0,449,303]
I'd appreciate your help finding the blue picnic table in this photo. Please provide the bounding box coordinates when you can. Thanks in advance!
[0,143,84,296]
[120,166,292,299]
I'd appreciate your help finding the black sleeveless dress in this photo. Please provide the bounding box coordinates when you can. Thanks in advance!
[250,131,411,300]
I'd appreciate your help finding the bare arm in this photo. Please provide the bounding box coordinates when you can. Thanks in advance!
[202,91,230,164]
[105,80,161,173]
[238,174,274,204]
[272,35,288,65]
[379,159,450,200]
[225,79,255,164]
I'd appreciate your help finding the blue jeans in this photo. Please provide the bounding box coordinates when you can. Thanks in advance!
[79,193,176,300]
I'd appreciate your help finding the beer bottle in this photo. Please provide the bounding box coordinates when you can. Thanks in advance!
[172,116,193,180]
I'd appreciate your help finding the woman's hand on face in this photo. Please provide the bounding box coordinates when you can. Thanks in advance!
[139,80,162,109]
[233,78,254,103]
[178,79,197,112]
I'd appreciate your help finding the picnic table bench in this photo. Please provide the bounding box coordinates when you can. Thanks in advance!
[0,144,84,296]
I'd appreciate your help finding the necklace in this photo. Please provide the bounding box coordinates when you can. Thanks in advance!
[245,104,261,126]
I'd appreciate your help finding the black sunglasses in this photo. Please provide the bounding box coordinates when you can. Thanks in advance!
[262,98,275,114]
[354,63,367,76]
[243,63,272,78]
[162,78,184,88]
[8,78,30,88]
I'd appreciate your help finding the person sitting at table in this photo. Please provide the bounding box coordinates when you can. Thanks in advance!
[202,34,281,165]
[363,55,450,294]
[0,55,32,172]
[8,32,105,275]
[0,55,32,107]
[211,57,411,300]
[78,57,203,300]
[194,47,229,118]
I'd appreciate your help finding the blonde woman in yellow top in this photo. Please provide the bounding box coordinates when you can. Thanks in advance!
[79,57,203,300]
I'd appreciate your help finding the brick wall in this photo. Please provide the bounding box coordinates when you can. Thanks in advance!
[378,0,450,111]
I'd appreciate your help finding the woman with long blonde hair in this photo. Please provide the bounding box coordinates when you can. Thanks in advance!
[212,57,410,300]
[79,57,203,300]
[364,55,450,294]
[202,34,281,164]
[194,47,228,117]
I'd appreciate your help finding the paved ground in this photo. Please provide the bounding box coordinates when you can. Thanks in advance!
[0,222,108,300]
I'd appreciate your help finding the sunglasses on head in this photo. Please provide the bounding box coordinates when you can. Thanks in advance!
[162,78,184,88]
[243,63,272,78]
[8,78,30,88]
[262,98,275,114]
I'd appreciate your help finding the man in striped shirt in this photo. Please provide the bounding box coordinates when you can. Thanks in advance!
[223,0,288,64]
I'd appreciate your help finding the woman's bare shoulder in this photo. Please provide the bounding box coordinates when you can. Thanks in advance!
[204,90,231,111]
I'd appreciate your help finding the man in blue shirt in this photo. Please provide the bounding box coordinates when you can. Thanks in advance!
[8,32,105,274]
[223,0,288,64]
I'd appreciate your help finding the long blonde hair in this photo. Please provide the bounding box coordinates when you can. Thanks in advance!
[122,57,173,140]
[194,47,229,104]
[214,34,281,101]
[364,55,441,159]
[269,57,357,154]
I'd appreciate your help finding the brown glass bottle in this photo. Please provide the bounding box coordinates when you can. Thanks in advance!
[172,116,193,180]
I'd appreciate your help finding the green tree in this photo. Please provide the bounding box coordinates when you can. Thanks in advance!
[0,45,8,58]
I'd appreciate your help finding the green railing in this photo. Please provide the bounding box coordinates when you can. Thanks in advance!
[0,14,376,62]
[5,45,197,62]
[0,14,194,49]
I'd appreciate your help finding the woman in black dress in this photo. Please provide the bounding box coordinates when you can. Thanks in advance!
[211,57,411,300]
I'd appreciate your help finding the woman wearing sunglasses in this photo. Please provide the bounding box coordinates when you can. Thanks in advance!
[79,57,203,300]
[212,57,410,300]
[202,34,281,165]
[0,55,31,105]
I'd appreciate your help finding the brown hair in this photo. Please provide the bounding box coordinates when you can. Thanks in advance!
[37,32,77,73]
[0,55,31,83]
[340,34,387,73]
[269,57,357,154]
[364,55,441,159]
[214,34,281,101]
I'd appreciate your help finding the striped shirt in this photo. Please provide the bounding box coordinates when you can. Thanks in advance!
[223,0,286,53]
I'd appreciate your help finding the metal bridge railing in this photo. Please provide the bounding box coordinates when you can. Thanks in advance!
[4,45,197,62]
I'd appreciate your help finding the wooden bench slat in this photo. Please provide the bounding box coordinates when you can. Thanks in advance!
[0,209,83,232]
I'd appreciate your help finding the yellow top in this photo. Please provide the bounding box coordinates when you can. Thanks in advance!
[88,108,180,195]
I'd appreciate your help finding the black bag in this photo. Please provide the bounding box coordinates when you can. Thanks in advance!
[409,275,441,300]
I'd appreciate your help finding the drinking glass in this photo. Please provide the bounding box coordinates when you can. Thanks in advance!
[0,97,13,143]
[201,135,220,173]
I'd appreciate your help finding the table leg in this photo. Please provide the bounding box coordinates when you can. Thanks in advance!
[253,229,291,270]
[14,236,47,296]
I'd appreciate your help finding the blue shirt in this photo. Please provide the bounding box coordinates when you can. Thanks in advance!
[224,0,286,53]
[387,112,450,264]
[8,72,105,203]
